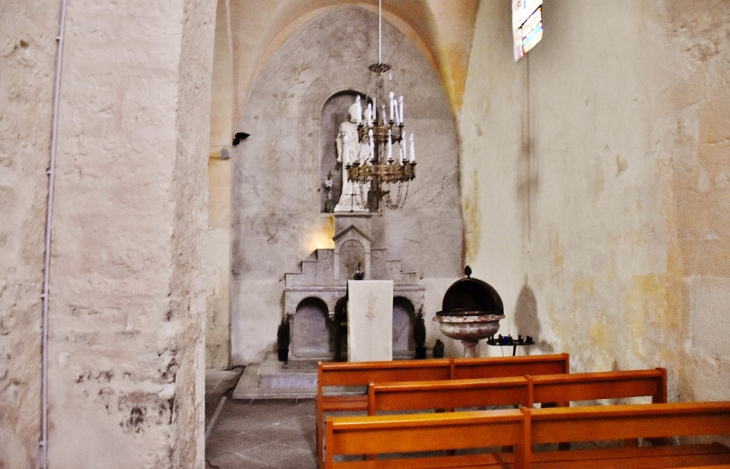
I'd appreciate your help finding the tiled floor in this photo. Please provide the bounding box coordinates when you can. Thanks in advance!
[205,398,318,469]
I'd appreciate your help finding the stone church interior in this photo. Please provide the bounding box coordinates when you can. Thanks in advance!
[2,0,730,467]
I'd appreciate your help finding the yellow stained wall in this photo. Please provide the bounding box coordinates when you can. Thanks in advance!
[459,0,730,402]
[206,0,234,369]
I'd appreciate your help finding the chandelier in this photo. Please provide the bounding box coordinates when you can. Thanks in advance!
[343,0,416,211]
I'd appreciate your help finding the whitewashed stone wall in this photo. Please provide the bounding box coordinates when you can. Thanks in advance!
[460,0,730,402]
[0,1,58,466]
[231,7,464,364]
[1,0,215,466]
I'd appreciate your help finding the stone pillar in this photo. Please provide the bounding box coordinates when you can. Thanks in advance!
[206,0,234,370]
[46,0,216,467]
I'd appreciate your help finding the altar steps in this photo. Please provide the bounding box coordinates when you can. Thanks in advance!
[231,351,416,401]
[232,352,320,400]
[284,248,419,287]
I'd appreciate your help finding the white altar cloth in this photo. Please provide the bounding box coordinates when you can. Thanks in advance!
[347,280,393,362]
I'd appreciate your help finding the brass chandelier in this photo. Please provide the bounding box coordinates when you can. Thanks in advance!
[344,0,416,211]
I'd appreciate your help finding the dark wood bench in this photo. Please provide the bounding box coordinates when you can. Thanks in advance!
[366,368,667,415]
[317,353,569,465]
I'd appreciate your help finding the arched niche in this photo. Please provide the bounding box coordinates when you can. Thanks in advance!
[333,296,348,361]
[392,296,416,359]
[232,5,463,365]
[291,297,335,359]
[320,91,369,213]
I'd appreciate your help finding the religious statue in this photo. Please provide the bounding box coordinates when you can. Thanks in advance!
[334,98,371,212]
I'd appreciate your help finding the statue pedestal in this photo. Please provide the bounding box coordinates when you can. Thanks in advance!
[347,280,393,362]
[334,212,373,237]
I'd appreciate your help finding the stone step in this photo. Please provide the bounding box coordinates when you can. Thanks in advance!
[232,364,318,400]
[231,352,365,401]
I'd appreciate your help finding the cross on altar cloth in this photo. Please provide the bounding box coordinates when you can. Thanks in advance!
[347,280,393,362]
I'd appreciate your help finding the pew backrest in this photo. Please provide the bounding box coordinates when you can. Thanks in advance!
[368,376,531,413]
[530,367,667,405]
[367,368,666,415]
[526,401,730,446]
[325,401,730,469]
[450,353,570,379]
[325,409,526,468]
[518,401,730,468]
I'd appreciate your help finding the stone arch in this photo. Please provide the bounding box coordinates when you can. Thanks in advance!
[333,296,349,361]
[291,297,336,359]
[393,296,416,358]
[232,5,463,364]
[320,90,370,213]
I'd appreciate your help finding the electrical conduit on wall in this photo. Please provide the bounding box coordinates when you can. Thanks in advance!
[39,0,68,467]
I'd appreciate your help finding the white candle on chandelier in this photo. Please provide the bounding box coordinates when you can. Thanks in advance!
[355,96,362,124]
[381,104,386,125]
[399,95,404,123]
[368,129,375,162]
[372,98,376,124]
[366,103,373,126]
[409,133,415,163]
[398,134,404,165]
[389,91,394,122]
[387,129,393,161]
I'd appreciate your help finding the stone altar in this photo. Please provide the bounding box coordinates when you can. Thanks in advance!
[284,213,424,360]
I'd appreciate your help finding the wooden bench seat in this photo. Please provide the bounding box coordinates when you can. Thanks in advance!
[505,444,730,468]
[317,353,569,465]
[367,368,667,415]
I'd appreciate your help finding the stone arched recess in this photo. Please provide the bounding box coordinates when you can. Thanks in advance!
[393,296,416,358]
[292,297,335,359]
[231,6,463,364]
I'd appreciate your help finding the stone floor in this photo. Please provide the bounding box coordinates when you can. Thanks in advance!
[206,368,318,469]
[205,368,245,429]
[205,398,317,469]
[204,369,605,469]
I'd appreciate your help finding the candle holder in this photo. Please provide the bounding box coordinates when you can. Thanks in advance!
[338,0,416,213]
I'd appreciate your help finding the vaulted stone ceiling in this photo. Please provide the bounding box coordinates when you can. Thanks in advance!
[229,0,480,120]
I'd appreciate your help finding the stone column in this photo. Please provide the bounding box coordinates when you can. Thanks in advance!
[46,0,216,468]
[206,0,234,370]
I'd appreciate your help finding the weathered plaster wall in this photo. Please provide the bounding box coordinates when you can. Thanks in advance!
[0,1,58,466]
[460,0,730,401]
[231,6,463,364]
[37,0,214,467]
[206,0,234,369]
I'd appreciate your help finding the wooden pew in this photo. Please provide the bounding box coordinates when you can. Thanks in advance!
[530,367,666,406]
[367,368,666,415]
[316,353,569,465]
[325,401,730,469]
[324,409,527,468]
[514,401,730,468]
